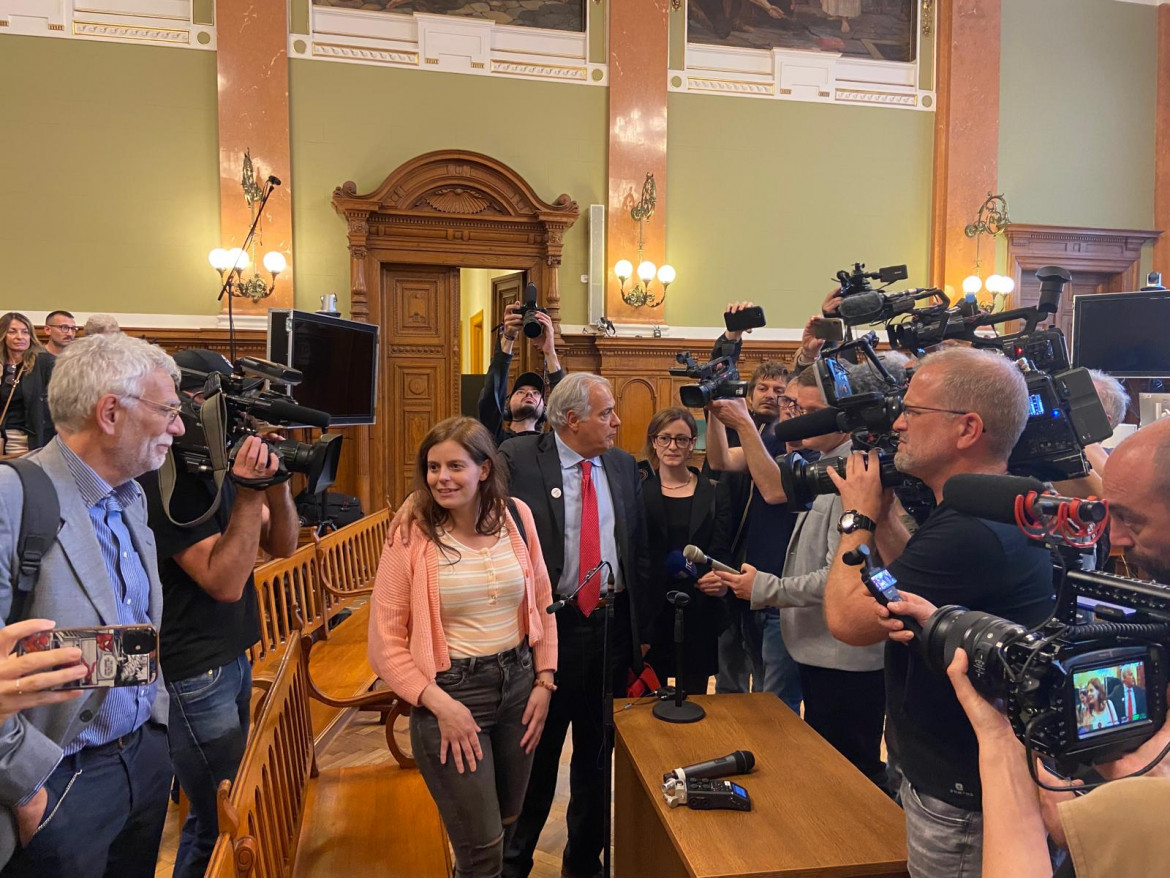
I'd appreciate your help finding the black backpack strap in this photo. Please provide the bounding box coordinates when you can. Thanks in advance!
[2,459,61,624]
[506,498,528,549]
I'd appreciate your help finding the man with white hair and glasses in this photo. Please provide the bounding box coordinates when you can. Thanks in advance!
[0,333,185,877]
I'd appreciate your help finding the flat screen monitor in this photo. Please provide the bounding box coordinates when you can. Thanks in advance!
[1072,291,1170,378]
[267,310,379,426]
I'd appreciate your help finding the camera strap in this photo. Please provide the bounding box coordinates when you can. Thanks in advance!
[158,394,232,528]
[2,458,60,625]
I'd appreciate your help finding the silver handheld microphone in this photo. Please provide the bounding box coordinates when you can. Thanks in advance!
[682,545,738,575]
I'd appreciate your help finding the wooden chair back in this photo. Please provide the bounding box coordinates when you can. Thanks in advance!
[218,636,316,878]
[313,507,390,609]
[248,545,325,670]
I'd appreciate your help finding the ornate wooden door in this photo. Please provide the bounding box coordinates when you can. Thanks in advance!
[378,264,461,505]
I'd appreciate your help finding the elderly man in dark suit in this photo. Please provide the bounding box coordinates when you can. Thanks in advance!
[499,372,653,878]
[1109,667,1148,724]
[0,333,185,877]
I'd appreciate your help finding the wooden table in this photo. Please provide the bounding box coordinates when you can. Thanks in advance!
[614,694,908,878]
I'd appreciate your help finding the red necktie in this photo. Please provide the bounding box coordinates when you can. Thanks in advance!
[1127,689,1135,720]
[577,460,601,616]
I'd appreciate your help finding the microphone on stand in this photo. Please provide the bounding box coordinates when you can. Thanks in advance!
[547,560,609,614]
[267,175,282,186]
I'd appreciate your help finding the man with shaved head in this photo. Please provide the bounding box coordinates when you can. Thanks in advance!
[1103,418,1170,582]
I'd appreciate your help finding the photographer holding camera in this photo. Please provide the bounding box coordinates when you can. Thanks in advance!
[877,412,1170,877]
[712,366,889,787]
[136,349,299,878]
[823,346,1055,878]
[703,347,802,708]
[478,299,565,445]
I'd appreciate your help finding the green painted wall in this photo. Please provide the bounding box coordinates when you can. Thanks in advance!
[0,36,221,315]
[666,94,935,328]
[999,0,1156,231]
[289,62,607,324]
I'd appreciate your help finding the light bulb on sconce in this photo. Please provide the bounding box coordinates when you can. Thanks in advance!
[612,172,675,308]
[962,275,982,295]
[262,251,287,275]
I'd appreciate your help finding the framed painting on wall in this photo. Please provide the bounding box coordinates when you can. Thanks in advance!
[310,0,587,33]
[688,0,917,62]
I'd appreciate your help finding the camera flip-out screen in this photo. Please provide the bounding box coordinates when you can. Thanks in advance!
[1072,658,1151,740]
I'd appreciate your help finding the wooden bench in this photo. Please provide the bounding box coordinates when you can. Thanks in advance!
[213,635,451,878]
[248,509,413,765]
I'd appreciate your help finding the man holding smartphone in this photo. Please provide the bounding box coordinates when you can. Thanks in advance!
[0,333,185,878]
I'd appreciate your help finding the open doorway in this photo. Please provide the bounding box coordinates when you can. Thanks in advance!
[460,268,526,417]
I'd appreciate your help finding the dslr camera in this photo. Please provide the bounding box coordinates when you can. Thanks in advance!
[519,281,549,340]
[671,341,749,409]
[172,356,342,498]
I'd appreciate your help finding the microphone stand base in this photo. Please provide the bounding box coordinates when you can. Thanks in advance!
[653,699,706,724]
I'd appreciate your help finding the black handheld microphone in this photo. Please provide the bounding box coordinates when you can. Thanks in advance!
[770,406,844,443]
[665,750,755,783]
[943,474,1108,526]
[682,545,738,576]
[546,560,607,614]
[267,175,282,186]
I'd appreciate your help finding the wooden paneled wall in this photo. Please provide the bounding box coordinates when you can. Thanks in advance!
[560,334,802,458]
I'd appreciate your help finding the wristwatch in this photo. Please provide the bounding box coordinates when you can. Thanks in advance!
[837,510,877,535]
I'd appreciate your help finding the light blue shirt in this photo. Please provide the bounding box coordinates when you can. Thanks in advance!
[58,441,156,754]
[553,433,623,597]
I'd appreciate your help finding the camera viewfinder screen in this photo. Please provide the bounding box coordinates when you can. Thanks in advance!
[825,359,852,403]
[1073,660,1149,739]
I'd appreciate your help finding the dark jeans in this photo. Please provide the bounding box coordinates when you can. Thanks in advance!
[2,722,171,878]
[166,654,252,878]
[797,663,887,788]
[411,643,536,878]
[503,593,633,878]
[715,602,764,694]
[760,609,802,713]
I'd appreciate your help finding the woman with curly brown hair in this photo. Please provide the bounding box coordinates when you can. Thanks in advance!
[368,416,558,878]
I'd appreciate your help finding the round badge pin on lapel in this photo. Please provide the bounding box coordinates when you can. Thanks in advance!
[551,488,562,499]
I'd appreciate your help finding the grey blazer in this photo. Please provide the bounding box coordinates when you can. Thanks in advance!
[0,439,168,866]
[749,443,885,673]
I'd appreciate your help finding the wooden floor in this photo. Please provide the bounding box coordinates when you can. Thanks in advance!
[154,708,578,878]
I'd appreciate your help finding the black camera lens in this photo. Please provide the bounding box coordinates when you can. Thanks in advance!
[522,310,543,339]
[920,606,1025,699]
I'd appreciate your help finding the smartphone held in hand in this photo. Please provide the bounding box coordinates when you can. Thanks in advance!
[16,625,159,689]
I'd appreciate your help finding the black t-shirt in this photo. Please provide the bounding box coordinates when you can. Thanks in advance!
[885,503,1054,810]
[139,469,261,682]
[743,430,797,576]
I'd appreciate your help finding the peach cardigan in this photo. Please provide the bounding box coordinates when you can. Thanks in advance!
[368,499,559,707]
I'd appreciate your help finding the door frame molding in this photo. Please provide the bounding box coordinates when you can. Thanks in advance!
[331,149,579,510]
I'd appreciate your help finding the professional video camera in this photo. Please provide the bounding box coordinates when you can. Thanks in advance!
[779,265,1112,492]
[873,473,1170,773]
[671,341,749,409]
[836,261,909,298]
[172,356,342,498]
[518,281,549,340]
[775,332,933,512]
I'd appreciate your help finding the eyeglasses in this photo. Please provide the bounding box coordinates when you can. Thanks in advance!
[652,434,695,449]
[47,324,77,333]
[124,395,183,424]
[780,399,806,416]
[900,403,972,419]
